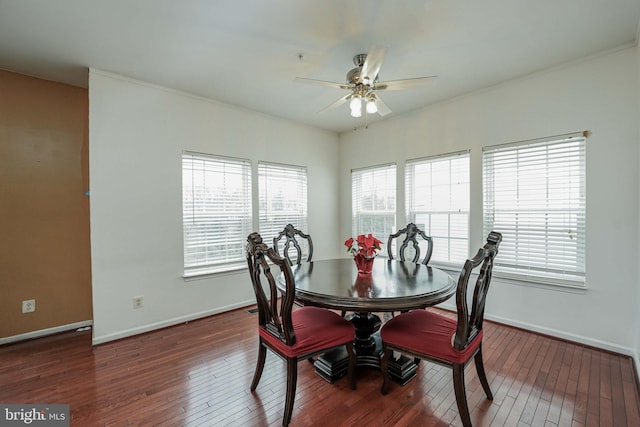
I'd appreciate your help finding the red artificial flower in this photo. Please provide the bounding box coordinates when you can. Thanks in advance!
[344,237,354,248]
[345,233,382,257]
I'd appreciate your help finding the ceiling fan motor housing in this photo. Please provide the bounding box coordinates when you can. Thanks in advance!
[347,53,379,86]
[353,53,367,67]
[346,67,362,85]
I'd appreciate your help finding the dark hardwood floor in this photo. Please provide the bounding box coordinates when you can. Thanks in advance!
[2,307,639,426]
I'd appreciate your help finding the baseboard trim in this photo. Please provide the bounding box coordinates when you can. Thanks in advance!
[0,320,93,346]
[434,301,636,357]
[483,312,635,357]
[91,300,255,345]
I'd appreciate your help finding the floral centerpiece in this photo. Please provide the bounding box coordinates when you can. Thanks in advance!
[344,233,383,274]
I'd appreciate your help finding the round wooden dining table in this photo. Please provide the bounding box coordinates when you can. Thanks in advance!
[279,257,457,385]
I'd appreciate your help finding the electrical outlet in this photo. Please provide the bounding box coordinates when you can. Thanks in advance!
[22,299,35,313]
[133,296,144,309]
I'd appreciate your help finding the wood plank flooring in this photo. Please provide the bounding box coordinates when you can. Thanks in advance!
[1,307,639,426]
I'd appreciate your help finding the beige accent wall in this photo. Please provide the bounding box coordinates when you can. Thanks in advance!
[0,70,92,338]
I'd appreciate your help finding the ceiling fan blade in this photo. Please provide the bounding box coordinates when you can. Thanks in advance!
[360,46,387,85]
[375,95,392,117]
[318,94,351,114]
[375,76,438,91]
[294,77,351,90]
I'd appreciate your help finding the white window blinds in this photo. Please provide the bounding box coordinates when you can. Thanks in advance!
[483,134,586,285]
[351,164,396,241]
[182,152,252,276]
[405,151,470,266]
[258,162,308,243]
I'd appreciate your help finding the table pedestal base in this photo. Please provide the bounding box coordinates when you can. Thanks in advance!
[313,312,418,385]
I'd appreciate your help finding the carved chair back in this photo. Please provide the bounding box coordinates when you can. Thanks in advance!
[452,231,502,351]
[247,232,297,346]
[273,224,314,265]
[387,223,433,265]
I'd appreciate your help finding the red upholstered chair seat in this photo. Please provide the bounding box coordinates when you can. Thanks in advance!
[380,309,482,364]
[260,307,355,358]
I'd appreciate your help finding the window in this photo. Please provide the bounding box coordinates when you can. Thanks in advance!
[351,164,396,241]
[258,161,308,247]
[182,152,252,276]
[483,133,586,286]
[405,151,470,266]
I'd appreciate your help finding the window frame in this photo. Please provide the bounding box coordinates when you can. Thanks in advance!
[405,150,470,268]
[351,163,397,245]
[482,132,587,288]
[258,161,309,255]
[181,151,253,278]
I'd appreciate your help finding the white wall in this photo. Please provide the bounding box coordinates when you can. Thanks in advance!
[339,46,639,355]
[89,70,340,344]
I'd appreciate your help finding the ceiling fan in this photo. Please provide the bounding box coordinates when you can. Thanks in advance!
[295,46,437,118]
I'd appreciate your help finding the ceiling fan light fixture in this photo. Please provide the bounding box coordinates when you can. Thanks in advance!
[349,94,362,117]
[366,96,378,114]
[349,95,362,110]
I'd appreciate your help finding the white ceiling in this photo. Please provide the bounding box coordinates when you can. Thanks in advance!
[1,0,639,133]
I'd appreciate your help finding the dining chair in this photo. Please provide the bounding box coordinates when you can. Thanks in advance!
[386,222,434,321]
[379,231,502,427]
[273,223,314,266]
[387,222,433,265]
[246,232,356,426]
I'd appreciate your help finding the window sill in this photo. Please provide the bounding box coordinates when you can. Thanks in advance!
[183,265,247,281]
[430,264,587,293]
[491,271,587,293]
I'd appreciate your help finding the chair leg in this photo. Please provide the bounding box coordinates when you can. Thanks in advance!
[250,344,267,391]
[474,347,493,399]
[345,342,356,390]
[282,358,297,426]
[380,345,392,395]
[453,364,472,427]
